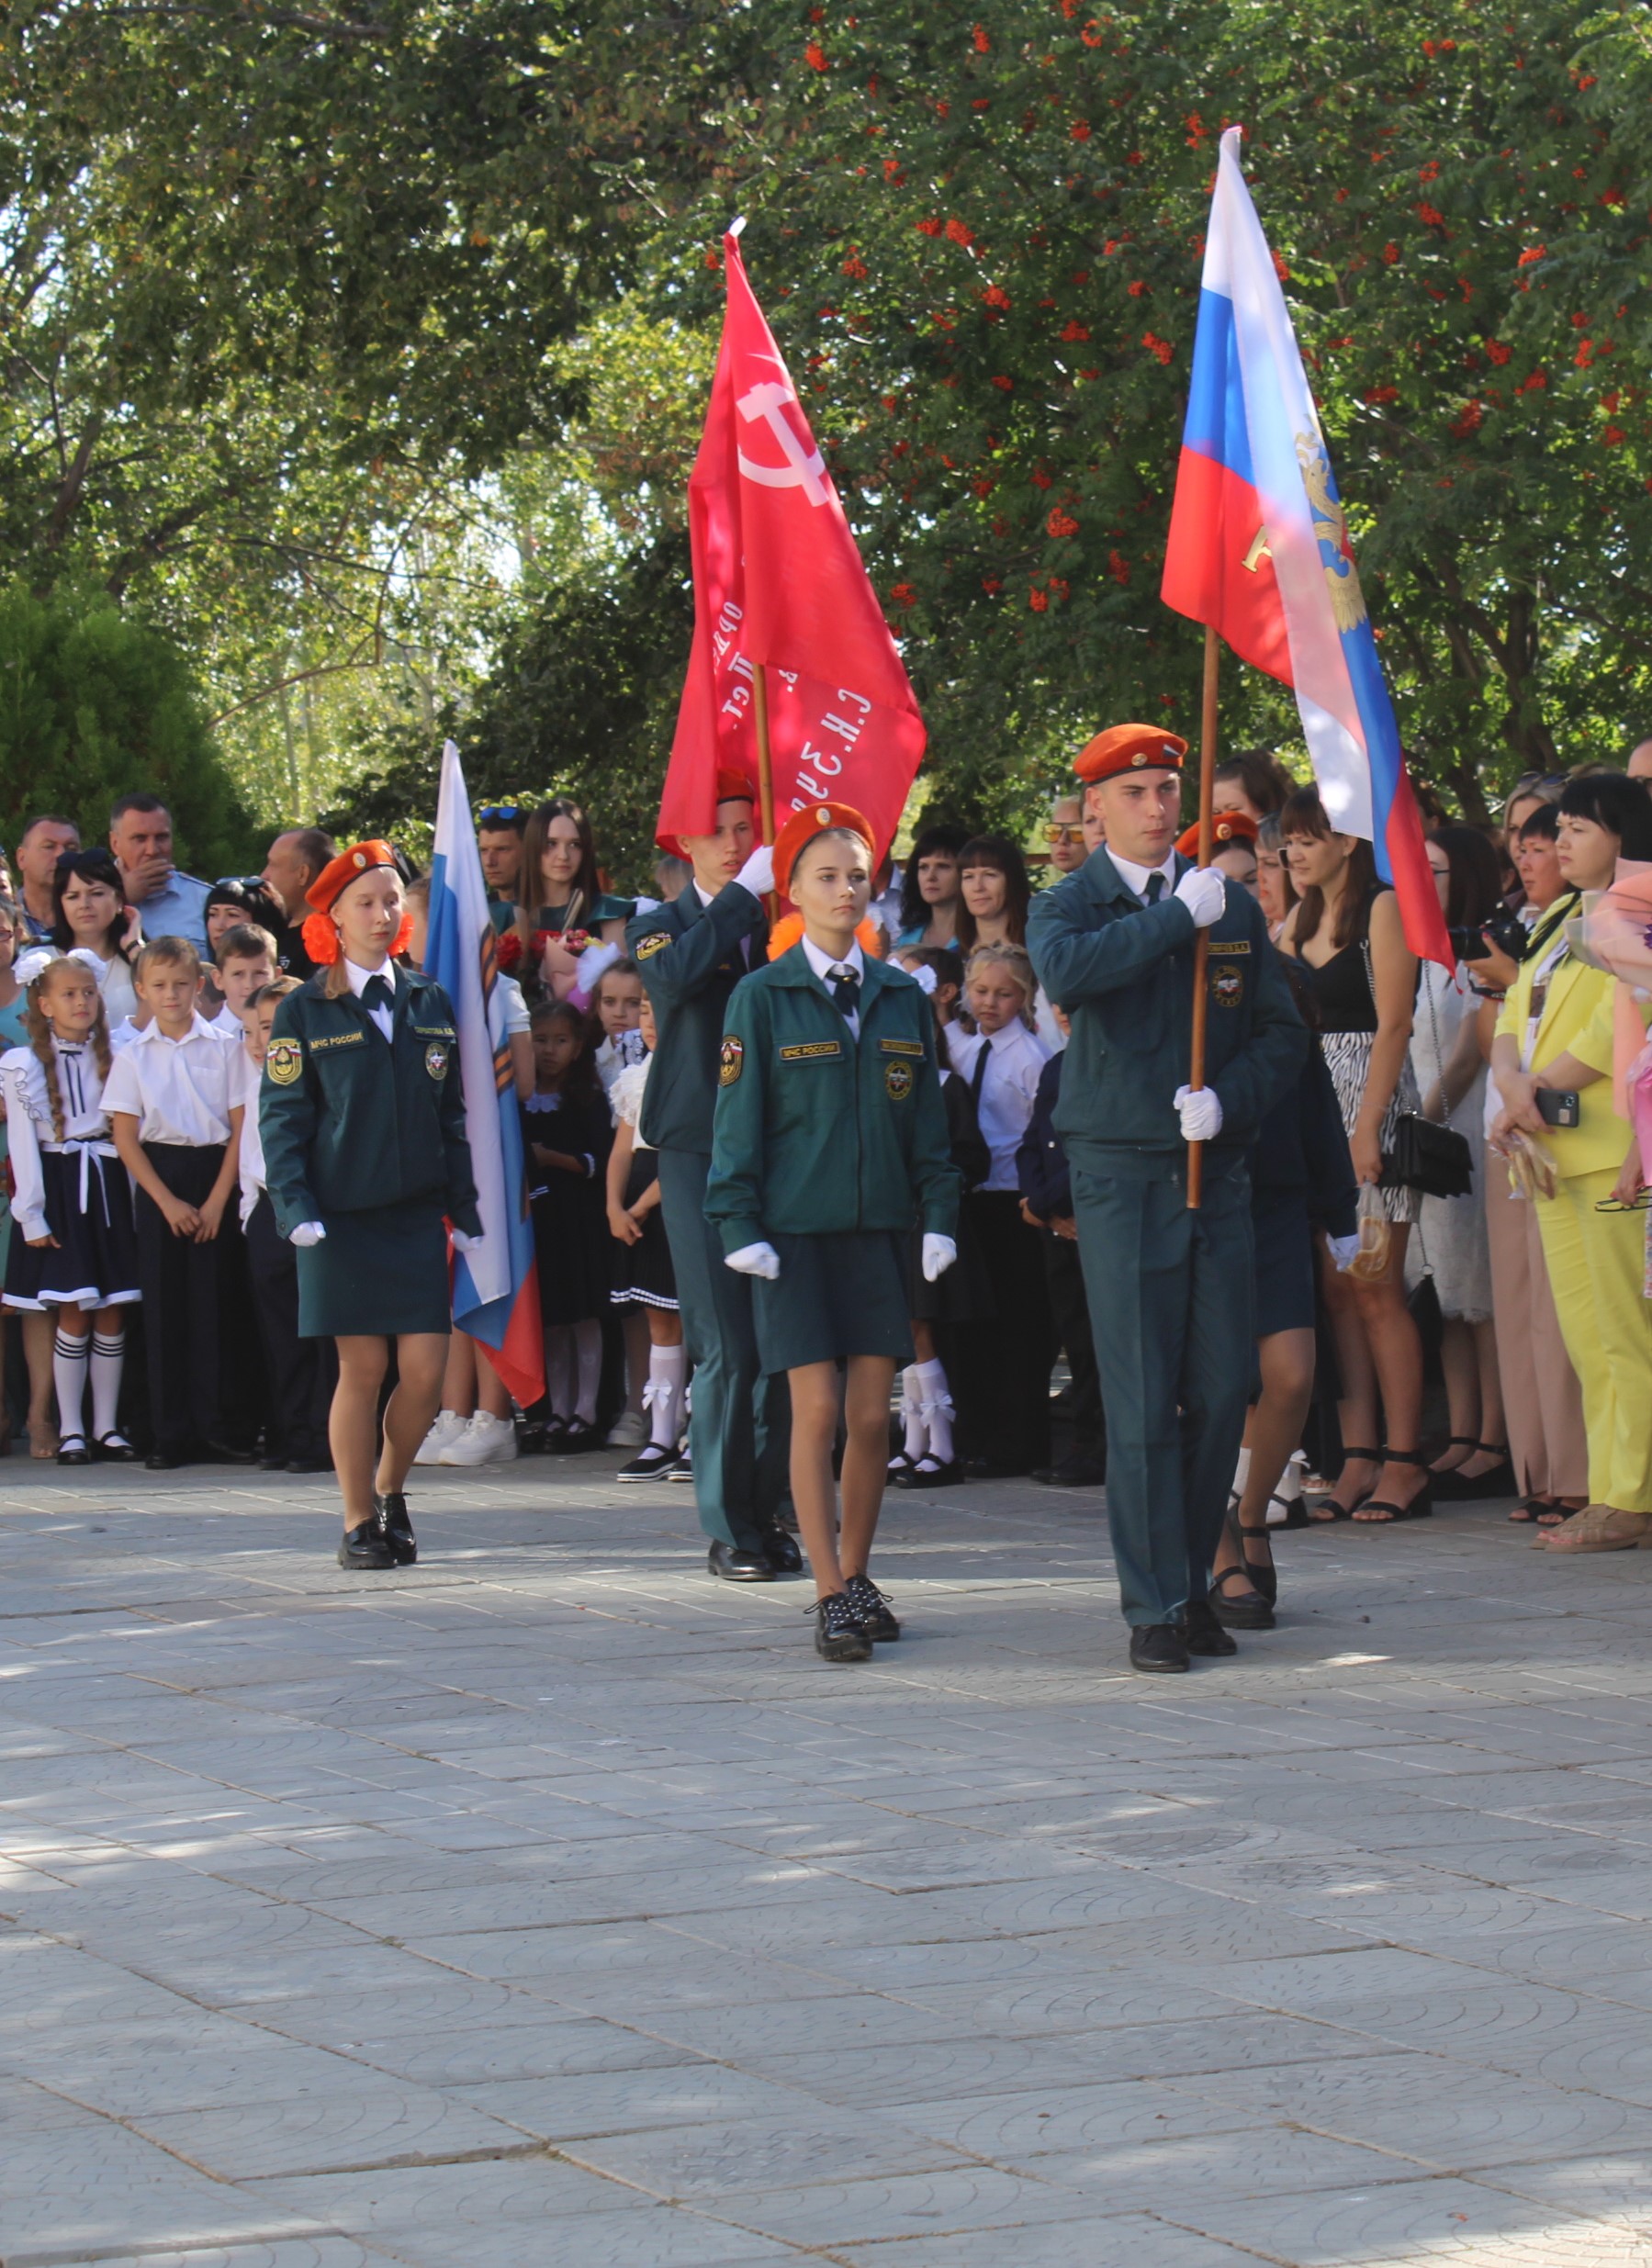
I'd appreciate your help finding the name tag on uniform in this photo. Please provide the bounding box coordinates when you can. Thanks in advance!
[309,1031,365,1051]
[1207,940,1251,956]
[878,1038,924,1057]
[779,1040,842,1061]
[413,1025,456,1039]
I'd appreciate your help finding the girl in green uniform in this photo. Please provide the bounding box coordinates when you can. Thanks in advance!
[707,803,961,1663]
[260,841,482,1570]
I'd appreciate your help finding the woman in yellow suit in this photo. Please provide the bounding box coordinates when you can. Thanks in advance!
[1490,774,1652,1553]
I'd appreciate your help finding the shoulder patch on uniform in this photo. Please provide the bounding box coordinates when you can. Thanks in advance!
[1212,966,1244,1006]
[719,1035,744,1085]
[779,1040,842,1061]
[635,932,671,962]
[265,1037,303,1085]
[879,1037,924,1058]
[1207,939,1251,956]
[884,1059,914,1102]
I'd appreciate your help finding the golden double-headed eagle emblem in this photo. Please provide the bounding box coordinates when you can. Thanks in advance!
[1240,432,1368,633]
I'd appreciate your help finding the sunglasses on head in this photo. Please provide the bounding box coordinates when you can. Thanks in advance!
[477,805,523,825]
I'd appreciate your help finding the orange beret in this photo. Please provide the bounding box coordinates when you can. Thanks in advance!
[302,840,409,967]
[772,800,875,902]
[714,768,755,806]
[1074,722,1188,783]
[1175,812,1258,859]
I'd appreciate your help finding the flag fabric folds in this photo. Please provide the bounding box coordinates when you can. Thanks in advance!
[660,225,926,868]
[425,740,545,1407]
[1163,127,1451,968]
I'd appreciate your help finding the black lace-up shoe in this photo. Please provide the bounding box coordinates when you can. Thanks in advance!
[1129,1622,1190,1674]
[812,1593,872,1663]
[375,1491,418,1566]
[339,1521,396,1570]
[758,1526,804,1575]
[843,1571,900,1642]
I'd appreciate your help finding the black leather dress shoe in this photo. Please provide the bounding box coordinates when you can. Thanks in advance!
[375,1491,418,1566]
[200,1439,257,1465]
[758,1526,803,1574]
[287,1455,332,1475]
[1181,1599,1239,1656]
[146,1450,185,1471]
[707,1539,775,1582]
[1129,1622,1190,1674]
[339,1521,396,1570]
[1031,1454,1107,1488]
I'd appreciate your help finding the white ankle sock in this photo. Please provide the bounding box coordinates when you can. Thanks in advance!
[573,1320,601,1426]
[915,1358,953,1463]
[52,1329,89,1443]
[89,1329,125,1442]
[1231,1444,1252,1503]
[645,1343,686,1448]
[898,1364,927,1462]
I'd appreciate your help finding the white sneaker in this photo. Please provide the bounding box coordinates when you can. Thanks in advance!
[439,1411,519,1465]
[606,1409,648,1448]
[415,1409,466,1465]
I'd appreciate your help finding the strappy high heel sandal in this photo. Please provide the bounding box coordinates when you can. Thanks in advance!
[1429,1432,1478,1478]
[1307,1447,1381,1522]
[1356,1450,1433,1524]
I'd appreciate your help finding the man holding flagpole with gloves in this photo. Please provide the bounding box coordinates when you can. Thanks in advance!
[635,218,927,1584]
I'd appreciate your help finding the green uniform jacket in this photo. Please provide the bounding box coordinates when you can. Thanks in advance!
[1028,848,1307,1173]
[626,880,767,1155]
[259,967,483,1240]
[705,947,961,1255]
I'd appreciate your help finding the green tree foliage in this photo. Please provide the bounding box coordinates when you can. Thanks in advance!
[0,584,253,870]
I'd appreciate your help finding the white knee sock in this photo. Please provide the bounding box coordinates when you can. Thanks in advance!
[915,1357,953,1464]
[573,1320,602,1426]
[90,1329,126,1443]
[645,1342,687,1448]
[545,1328,575,1420]
[896,1364,927,1465]
[53,1329,89,1443]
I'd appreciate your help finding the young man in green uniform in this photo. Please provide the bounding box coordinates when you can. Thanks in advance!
[624,774,800,1582]
[1028,724,1307,1673]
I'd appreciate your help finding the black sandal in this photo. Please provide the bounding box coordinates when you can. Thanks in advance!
[1429,1432,1478,1476]
[1308,1447,1381,1521]
[1235,1515,1277,1607]
[1355,1450,1433,1524]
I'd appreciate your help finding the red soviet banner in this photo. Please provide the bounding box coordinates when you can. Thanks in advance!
[659,225,926,868]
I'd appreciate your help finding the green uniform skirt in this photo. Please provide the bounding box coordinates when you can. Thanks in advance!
[754,1229,913,1374]
[297,1197,452,1339]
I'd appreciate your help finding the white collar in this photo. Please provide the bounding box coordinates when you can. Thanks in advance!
[983,1020,1026,1052]
[134,1011,218,1046]
[693,881,716,909]
[801,934,866,985]
[1108,848,1178,900]
[343,957,396,1000]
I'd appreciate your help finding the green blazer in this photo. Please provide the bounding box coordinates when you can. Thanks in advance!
[259,965,482,1239]
[1028,848,1306,1172]
[705,946,961,1253]
[626,880,767,1156]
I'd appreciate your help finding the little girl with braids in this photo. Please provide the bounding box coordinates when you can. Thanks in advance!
[0,951,140,1464]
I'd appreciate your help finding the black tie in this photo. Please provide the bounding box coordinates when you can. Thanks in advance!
[1144,872,1165,904]
[827,964,860,1023]
[971,1036,990,1104]
[363,973,394,1013]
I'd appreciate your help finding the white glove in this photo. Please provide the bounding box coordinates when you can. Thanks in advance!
[289,1221,327,1248]
[922,1233,957,1282]
[1327,1232,1361,1273]
[736,844,775,899]
[452,1229,485,1253]
[1174,866,1226,927]
[1174,1083,1223,1142]
[725,1240,781,1280]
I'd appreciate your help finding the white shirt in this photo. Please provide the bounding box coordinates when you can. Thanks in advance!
[1107,849,1179,906]
[210,1004,245,1042]
[90,950,140,1027]
[100,1012,238,1145]
[610,1056,656,1152]
[343,955,396,1042]
[0,1039,117,1242]
[230,1047,265,1223]
[945,1018,1050,1190]
[801,934,865,1039]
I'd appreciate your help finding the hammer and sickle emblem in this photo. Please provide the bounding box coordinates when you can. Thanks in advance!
[736,380,830,507]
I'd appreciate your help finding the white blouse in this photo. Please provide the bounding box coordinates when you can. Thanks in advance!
[0,1040,118,1242]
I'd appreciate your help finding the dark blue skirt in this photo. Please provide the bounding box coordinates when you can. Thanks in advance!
[1253,1188,1316,1340]
[2,1148,140,1313]
[753,1229,913,1374]
[297,1196,451,1338]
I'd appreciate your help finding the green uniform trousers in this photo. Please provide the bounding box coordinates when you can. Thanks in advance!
[1072,1154,1254,1627]
[657,1147,791,1554]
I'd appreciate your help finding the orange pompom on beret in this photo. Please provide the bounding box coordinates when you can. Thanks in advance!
[1174,811,1258,859]
[302,840,410,967]
[767,911,884,961]
[772,800,876,902]
[1074,722,1189,783]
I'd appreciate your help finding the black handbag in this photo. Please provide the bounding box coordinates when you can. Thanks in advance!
[1365,943,1475,1199]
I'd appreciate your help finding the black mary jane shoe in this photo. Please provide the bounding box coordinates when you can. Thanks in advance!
[843,1570,900,1642]
[812,1593,872,1663]
[92,1433,138,1464]
[894,1454,964,1491]
[1129,1622,1190,1674]
[375,1490,418,1566]
[548,1418,601,1456]
[338,1521,396,1570]
[1209,1563,1274,1632]
[758,1526,804,1575]
[1354,1451,1433,1525]
[1180,1599,1240,1657]
[707,1539,775,1583]
[56,1435,92,1467]
[617,1443,680,1482]
[1233,1512,1277,1608]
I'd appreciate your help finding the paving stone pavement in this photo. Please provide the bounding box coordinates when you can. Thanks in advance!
[3,1450,1652,2267]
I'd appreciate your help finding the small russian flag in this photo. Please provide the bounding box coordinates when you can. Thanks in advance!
[1163,128,1452,969]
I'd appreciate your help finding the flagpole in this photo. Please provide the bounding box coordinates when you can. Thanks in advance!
[750,661,779,918]
[1186,624,1220,1211]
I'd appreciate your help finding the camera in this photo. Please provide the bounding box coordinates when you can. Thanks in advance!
[1449,914,1528,965]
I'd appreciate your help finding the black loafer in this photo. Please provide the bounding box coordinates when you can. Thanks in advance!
[145,1450,185,1471]
[758,1526,803,1574]
[1129,1622,1190,1674]
[707,1539,775,1582]
[1181,1599,1239,1656]
[338,1521,396,1569]
[844,1570,900,1642]
[375,1490,418,1566]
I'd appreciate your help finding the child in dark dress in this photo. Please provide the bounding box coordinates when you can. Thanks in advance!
[524,999,612,1451]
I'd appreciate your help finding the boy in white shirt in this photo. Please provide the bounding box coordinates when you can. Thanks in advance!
[104,937,249,1470]
[208,923,276,1040]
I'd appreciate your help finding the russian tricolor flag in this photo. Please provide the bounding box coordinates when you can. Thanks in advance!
[425,740,545,1408]
[1163,128,1451,968]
